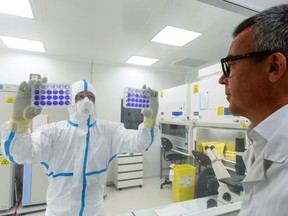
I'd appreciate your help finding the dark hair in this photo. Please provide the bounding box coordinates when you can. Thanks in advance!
[233,4,288,60]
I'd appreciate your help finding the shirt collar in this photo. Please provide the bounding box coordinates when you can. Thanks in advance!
[248,104,288,162]
[253,105,288,141]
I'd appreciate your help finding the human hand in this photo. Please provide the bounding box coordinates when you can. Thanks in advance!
[141,84,158,128]
[9,77,48,133]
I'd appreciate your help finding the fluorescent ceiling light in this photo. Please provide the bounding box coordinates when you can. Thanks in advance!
[126,56,159,66]
[0,0,34,18]
[151,26,201,47]
[0,36,45,53]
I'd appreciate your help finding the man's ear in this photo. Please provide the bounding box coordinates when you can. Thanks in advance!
[268,52,287,82]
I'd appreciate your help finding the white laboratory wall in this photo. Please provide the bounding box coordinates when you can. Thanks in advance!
[0,50,92,84]
[92,63,185,121]
[185,61,222,83]
[92,63,186,180]
[185,68,199,84]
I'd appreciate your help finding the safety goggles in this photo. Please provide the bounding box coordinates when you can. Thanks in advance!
[75,91,95,102]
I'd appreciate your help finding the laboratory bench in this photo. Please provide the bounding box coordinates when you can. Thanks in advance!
[119,195,241,216]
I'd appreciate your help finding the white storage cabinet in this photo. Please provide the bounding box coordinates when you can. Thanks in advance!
[113,153,143,189]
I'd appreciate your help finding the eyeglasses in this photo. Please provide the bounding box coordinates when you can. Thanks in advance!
[220,51,276,77]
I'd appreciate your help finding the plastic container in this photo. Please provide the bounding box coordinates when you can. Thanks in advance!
[172,164,196,202]
[169,164,175,181]
[31,83,71,107]
[123,87,150,109]
[225,150,236,161]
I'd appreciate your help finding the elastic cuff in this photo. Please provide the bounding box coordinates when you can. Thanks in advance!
[8,116,29,133]
[143,117,156,128]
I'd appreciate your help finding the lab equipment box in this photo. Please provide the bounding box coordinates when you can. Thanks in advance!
[113,153,143,189]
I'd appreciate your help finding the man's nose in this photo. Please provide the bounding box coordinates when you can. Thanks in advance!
[219,74,227,84]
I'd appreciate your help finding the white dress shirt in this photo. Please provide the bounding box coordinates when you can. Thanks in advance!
[239,105,288,216]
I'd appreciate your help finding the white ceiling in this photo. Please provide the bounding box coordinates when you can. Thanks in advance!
[0,0,285,73]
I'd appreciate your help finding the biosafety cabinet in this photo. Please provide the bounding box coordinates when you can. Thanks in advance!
[160,121,194,156]
[159,84,191,123]
[190,75,249,127]
[160,121,248,165]
[158,75,250,168]
[189,75,249,169]
[158,78,249,126]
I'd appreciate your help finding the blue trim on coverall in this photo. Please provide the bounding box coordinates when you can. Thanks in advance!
[4,132,17,164]
[79,117,91,216]
[41,162,49,169]
[83,80,88,91]
[145,128,155,151]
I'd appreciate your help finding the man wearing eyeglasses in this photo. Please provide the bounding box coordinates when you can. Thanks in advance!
[219,4,288,216]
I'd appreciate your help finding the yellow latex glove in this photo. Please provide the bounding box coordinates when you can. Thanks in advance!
[9,77,48,133]
[141,85,159,128]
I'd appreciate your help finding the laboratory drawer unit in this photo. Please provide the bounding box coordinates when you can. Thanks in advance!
[113,153,143,189]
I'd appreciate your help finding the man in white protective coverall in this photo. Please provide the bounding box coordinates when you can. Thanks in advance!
[1,78,159,216]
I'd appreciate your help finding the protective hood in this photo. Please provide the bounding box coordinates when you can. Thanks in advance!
[68,80,97,124]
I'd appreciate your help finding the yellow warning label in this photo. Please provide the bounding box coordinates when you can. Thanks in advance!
[217,107,224,115]
[0,158,10,165]
[6,96,15,103]
[193,84,199,93]
[160,91,164,98]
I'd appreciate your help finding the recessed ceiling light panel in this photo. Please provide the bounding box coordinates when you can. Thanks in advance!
[126,56,159,66]
[151,26,201,47]
[0,0,34,18]
[0,36,45,53]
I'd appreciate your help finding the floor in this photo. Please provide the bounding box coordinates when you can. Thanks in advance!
[21,177,173,216]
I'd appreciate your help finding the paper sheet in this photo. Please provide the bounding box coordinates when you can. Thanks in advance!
[200,91,209,110]
[154,205,189,216]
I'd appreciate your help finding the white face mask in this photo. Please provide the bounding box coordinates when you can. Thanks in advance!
[76,97,94,116]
